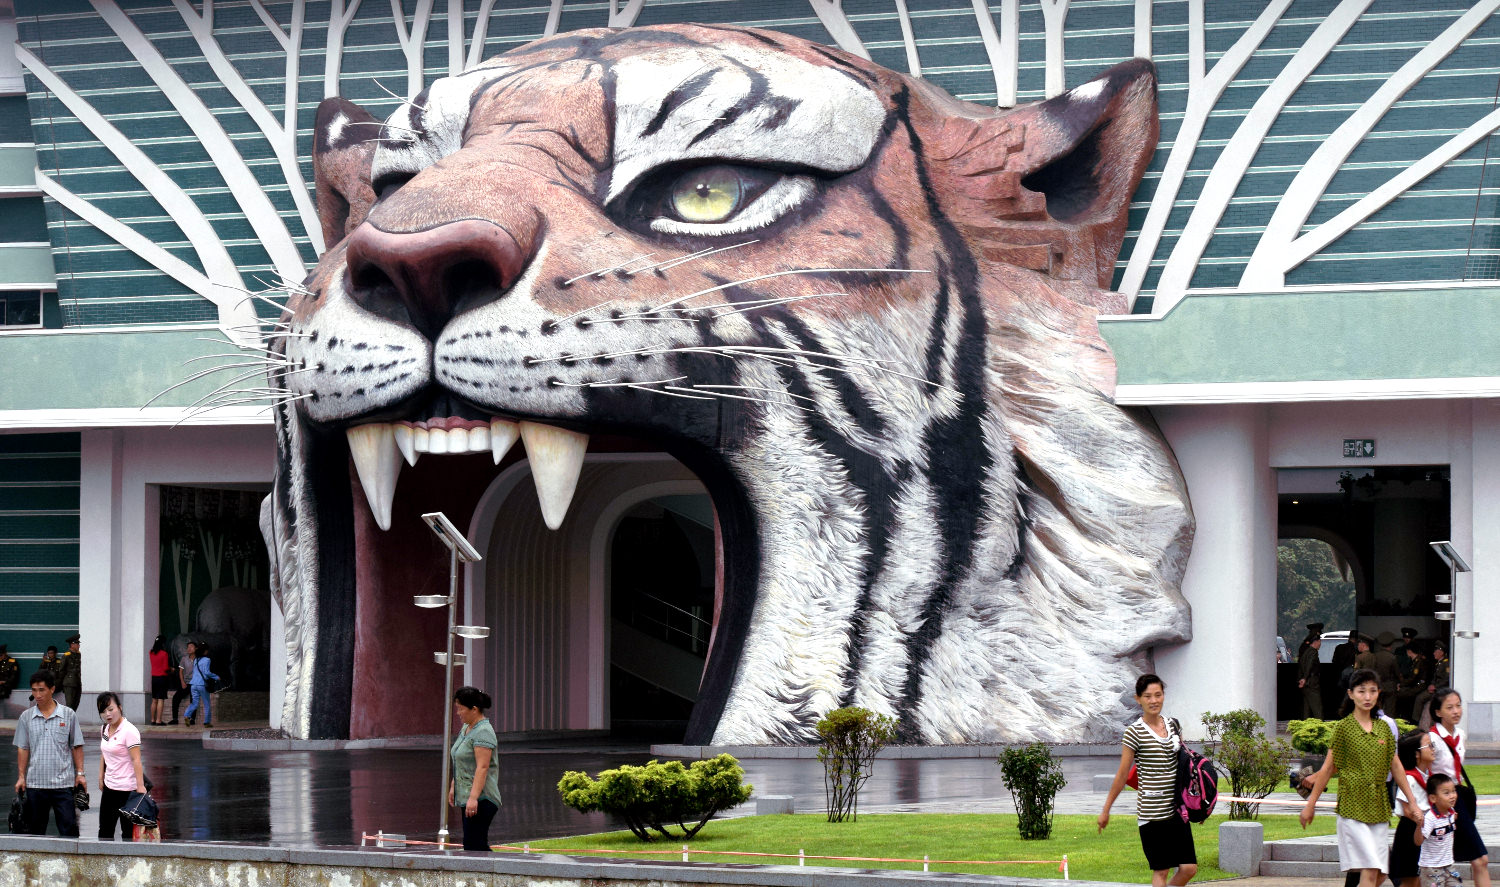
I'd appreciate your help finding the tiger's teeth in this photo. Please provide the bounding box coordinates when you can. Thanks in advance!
[428,427,451,454]
[467,425,490,453]
[393,424,419,466]
[490,418,519,464]
[346,423,401,531]
[519,422,588,530]
[414,427,429,453]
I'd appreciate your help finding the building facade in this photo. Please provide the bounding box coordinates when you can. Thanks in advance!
[1,0,1497,737]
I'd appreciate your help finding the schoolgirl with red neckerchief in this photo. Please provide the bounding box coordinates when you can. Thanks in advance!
[1390,729,1437,887]
[1429,690,1490,887]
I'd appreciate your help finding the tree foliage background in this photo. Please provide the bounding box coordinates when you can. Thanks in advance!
[1277,538,1356,643]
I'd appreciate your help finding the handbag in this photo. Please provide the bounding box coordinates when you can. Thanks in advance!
[197,658,219,694]
[119,791,159,829]
[7,791,24,834]
[72,784,90,811]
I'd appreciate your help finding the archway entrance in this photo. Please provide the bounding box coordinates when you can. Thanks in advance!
[1276,466,1451,721]
[608,495,714,740]
[466,454,710,738]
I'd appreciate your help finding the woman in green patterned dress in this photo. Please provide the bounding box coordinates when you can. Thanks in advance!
[1300,668,1423,887]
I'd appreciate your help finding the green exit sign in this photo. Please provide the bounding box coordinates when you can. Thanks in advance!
[1344,439,1375,458]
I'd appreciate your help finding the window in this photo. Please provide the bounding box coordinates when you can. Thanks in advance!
[0,291,43,327]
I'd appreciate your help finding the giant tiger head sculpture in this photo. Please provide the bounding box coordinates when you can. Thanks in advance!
[262,23,1194,743]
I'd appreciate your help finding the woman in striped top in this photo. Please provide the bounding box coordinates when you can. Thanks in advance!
[1099,674,1197,887]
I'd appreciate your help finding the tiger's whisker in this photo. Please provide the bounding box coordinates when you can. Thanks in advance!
[667,386,815,413]
[581,315,699,326]
[593,252,656,278]
[622,266,926,317]
[694,383,819,404]
[626,246,713,276]
[146,361,279,407]
[549,299,618,326]
[549,377,622,388]
[627,384,713,401]
[649,239,759,274]
[711,292,843,316]
[372,78,426,113]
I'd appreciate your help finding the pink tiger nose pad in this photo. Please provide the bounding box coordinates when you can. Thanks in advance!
[343,218,530,339]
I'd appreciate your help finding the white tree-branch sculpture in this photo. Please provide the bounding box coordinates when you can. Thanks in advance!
[1152,0,1373,310]
[1242,0,1500,289]
[1117,0,1293,304]
[171,0,324,254]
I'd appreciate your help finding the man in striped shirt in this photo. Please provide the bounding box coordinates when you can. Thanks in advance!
[12,670,85,836]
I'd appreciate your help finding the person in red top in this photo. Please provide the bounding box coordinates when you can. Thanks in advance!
[148,636,170,726]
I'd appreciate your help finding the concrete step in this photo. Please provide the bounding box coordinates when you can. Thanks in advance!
[1260,857,1500,878]
[1259,860,1338,878]
[1266,841,1336,862]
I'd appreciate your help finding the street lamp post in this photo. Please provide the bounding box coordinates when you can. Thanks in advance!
[415,511,485,849]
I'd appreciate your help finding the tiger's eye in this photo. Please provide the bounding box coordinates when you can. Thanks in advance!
[669,166,745,223]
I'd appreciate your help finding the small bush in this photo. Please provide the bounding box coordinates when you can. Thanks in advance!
[997,742,1067,840]
[556,754,752,842]
[817,706,898,823]
[1202,709,1292,820]
[1289,717,1415,754]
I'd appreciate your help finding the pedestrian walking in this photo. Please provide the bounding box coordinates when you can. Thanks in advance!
[1098,674,1197,887]
[11,670,85,836]
[169,640,195,725]
[1389,729,1436,887]
[183,642,219,727]
[148,637,170,726]
[1414,642,1449,728]
[449,686,500,852]
[59,634,82,712]
[1429,690,1490,887]
[95,691,145,841]
[1417,774,1463,887]
[1300,669,1423,887]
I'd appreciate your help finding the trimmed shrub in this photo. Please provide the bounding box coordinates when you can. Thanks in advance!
[817,706,897,823]
[997,742,1067,840]
[1289,717,1415,754]
[557,754,752,842]
[1202,709,1291,820]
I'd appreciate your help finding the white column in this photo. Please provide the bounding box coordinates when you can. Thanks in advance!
[1152,404,1277,737]
[78,430,134,722]
[1465,402,1499,736]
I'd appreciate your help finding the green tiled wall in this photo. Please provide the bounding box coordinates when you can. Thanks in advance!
[11,0,1500,326]
[0,432,80,676]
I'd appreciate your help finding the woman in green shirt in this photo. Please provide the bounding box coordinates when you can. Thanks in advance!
[449,686,500,851]
[1300,668,1422,887]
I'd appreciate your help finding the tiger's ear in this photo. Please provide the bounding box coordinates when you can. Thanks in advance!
[937,59,1158,287]
[312,98,382,251]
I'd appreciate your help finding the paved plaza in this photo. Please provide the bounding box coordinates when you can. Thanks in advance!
[5,726,1500,887]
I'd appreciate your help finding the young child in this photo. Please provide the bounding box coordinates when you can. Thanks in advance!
[1417,773,1462,887]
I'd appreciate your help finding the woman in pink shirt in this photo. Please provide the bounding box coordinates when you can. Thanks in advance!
[95,691,145,841]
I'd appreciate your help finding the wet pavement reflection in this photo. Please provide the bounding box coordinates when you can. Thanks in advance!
[1,735,1120,847]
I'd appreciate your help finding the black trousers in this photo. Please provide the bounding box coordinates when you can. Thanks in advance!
[24,787,78,837]
[171,685,191,719]
[98,787,136,841]
[460,798,498,851]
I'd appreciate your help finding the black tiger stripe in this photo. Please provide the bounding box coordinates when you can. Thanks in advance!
[643,67,719,137]
[888,86,996,738]
[685,58,771,148]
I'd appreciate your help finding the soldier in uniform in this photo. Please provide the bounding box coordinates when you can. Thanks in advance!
[1371,630,1401,716]
[1297,623,1324,718]
[59,634,82,712]
[0,644,17,699]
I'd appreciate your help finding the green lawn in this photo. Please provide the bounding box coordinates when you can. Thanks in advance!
[1465,764,1500,794]
[510,813,1336,881]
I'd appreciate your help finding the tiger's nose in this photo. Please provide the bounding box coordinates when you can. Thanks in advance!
[343,219,531,338]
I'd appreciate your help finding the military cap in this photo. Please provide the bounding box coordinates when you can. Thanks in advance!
[1376,630,1397,646]
[65,633,80,644]
[1401,627,1418,640]
[1305,622,1325,636]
